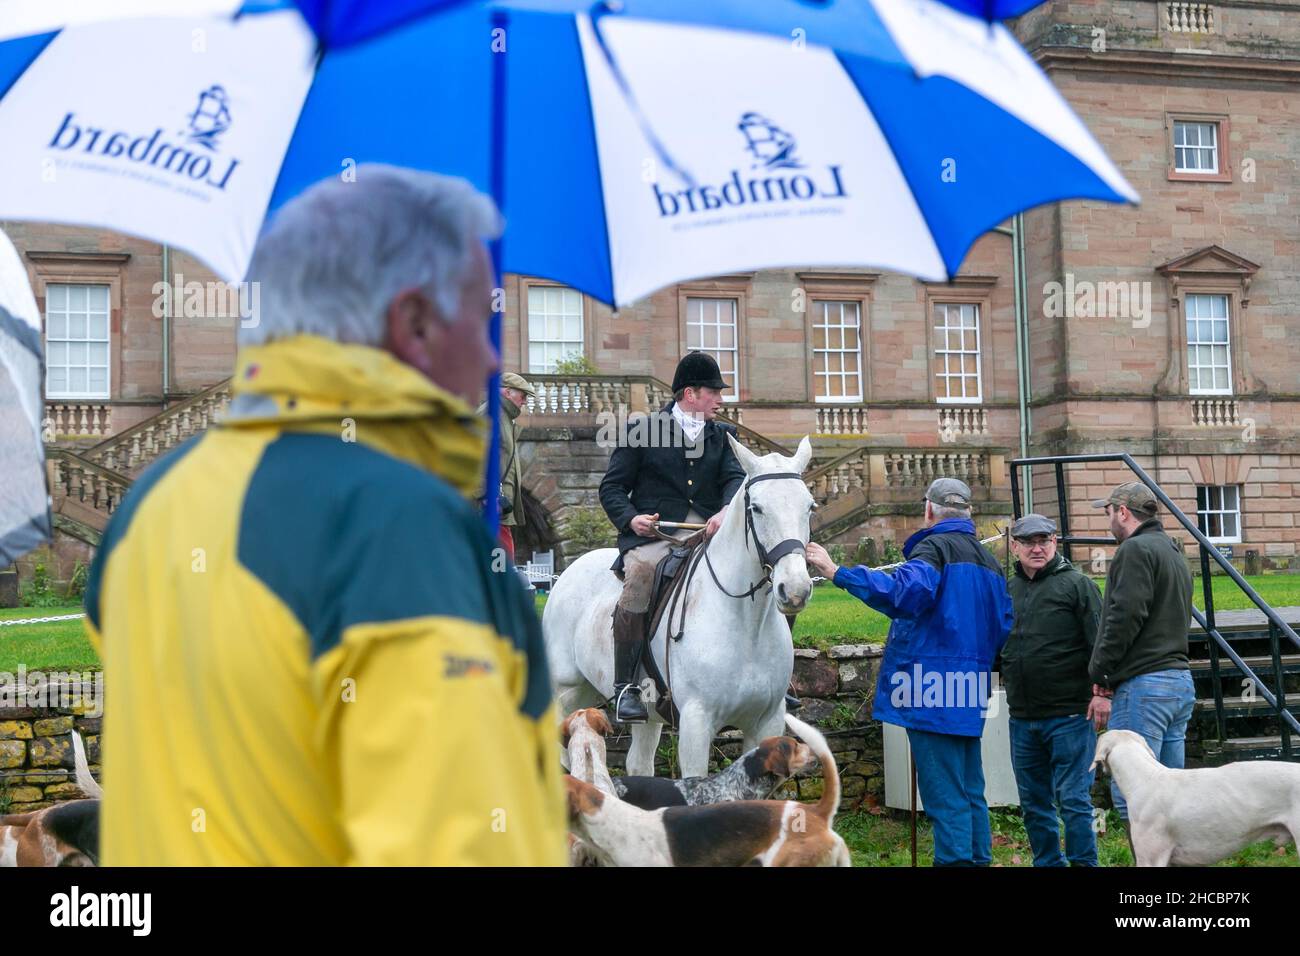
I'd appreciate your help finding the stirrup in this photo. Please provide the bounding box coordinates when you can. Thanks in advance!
[614,684,648,724]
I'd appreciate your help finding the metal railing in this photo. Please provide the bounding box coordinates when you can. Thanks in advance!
[1010,452,1298,759]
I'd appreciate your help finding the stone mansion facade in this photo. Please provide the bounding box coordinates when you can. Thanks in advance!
[6,0,1298,581]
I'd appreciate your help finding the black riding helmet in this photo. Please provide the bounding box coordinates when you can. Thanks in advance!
[671,351,729,393]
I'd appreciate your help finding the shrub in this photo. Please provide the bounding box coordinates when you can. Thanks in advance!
[67,561,89,599]
[20,562,64,608]
[562,505,617,557]
[551,353,599,376]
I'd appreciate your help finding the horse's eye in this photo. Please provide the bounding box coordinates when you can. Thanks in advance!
[751,504,764,515]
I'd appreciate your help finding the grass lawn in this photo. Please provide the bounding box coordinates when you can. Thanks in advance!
[834,807,1298,867]
[0,604,97,672]
[4,573,1298,671]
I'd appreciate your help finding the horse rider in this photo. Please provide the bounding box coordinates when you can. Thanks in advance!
[598,351,801,723]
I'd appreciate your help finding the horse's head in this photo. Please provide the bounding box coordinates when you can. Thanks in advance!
[726,433,815,614]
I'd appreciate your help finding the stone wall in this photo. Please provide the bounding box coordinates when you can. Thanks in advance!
[0,686,102,813]
[0,649,887,814]
[602,644,887,809]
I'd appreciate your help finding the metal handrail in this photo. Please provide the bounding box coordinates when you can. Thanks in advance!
[1010,451,1295,759]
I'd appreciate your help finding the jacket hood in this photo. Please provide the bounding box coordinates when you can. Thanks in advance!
[903,516,975,557]
[221,334,487,499]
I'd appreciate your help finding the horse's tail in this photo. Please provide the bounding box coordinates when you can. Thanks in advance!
[784,714,840,826]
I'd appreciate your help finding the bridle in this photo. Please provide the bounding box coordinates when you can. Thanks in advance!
[700,471,808,601]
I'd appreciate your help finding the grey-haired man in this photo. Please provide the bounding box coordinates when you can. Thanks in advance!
[1002,514,1102,866]
[1087,482,1194,834]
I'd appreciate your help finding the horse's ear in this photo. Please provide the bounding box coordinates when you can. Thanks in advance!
[792,436,812,473]
[726,431,759,474]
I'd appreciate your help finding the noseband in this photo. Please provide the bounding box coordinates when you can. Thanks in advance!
[702,471,808,601]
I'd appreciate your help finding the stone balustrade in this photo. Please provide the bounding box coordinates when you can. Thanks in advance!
[883,450,989,489]
[44,402,112,439]
[1191,398,1240,428]
[1165,1,1214,33]
[89,381,231,474]
[816,405,869,435]
[938,405,988,440]
[48,451,131,517]
[807,449,871,506]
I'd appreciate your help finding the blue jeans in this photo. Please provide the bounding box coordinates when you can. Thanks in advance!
[906,728,990,866]
[1009,714,1098,866]
[1108,668,1195,819]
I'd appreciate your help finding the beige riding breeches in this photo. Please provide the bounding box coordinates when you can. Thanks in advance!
[617,509,705,613]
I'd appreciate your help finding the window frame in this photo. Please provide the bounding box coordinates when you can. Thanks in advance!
[797,272,876,404]
[1166,113,1232,183]
[1184,292,1233,396]
[677,277,750,402]
[931,300,984,405]
[1196,484,1242,545]
[809,298,865,404]
[520,280,587,375]
[44,282,113,400]
[26,251,127,403]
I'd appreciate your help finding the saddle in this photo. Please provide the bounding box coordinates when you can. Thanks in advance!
[636,529,706,725]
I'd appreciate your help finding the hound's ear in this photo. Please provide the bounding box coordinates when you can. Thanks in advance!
[560,713,575,745]
[563,776,582,820]
[726,432,759,474]
[590,709,613,737]
[792,436,812,473]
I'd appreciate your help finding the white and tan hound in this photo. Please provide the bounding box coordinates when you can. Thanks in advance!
[565,715,851,867]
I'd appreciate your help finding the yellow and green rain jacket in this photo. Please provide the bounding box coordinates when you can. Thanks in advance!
[84,335,566,866]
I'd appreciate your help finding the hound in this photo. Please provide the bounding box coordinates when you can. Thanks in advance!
[615,733,815,810]
[1092,729,1300,866]
[565,715,852,867]
[561,708,619,797]
[0,731,102,867]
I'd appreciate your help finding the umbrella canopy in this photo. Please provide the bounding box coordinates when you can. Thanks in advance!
[287,0,1049,50]
[0,228,51,565]
[0,0,1134,307]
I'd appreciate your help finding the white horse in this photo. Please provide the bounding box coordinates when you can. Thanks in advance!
[543,434,815,778]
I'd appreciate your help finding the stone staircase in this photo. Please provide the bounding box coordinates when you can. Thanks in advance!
[47,378,232,541]
[47,371,1003,554]
[520,373,1007,551]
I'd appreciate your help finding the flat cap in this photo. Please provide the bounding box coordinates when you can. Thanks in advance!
[925,477,972,509]
[1011,513,1057,539]
[1092,481,1158,515]
[500,372,536,398]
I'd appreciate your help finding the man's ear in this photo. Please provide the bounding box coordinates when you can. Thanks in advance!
[384,288,441,373]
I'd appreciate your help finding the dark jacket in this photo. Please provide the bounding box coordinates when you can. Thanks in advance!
[1002,553,1102,720]
[599,403,746,556]
[1089,517,1193,688]
[476,395,524,528]
[833,518,1014,738]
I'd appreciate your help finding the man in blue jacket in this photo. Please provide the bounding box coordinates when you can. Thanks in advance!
[806,478,1013,866]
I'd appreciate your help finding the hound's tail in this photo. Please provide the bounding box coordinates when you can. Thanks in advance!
[784,714,841,826]
[71,730,103,800]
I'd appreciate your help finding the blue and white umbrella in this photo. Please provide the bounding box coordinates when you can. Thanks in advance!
[0,0,1136,531]
[0,229,50,565]
[0,0,1136,308]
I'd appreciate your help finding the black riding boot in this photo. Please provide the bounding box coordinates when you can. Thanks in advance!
[612,605,649,723]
